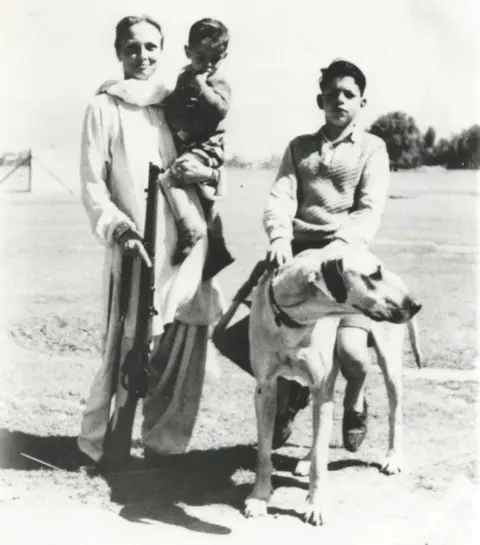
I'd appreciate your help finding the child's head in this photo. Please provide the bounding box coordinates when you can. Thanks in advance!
[185,18,229,74]
[317,60,367,130]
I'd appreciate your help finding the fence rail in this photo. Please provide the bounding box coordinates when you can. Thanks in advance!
[0,150,73,194]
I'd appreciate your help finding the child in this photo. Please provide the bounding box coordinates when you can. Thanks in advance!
[264,59,391,451]
[161,17,234,279]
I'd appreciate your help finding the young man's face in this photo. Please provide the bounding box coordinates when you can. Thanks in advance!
[185,38,227,74]
[318,76,366,129]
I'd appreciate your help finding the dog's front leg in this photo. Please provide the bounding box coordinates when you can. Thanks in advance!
[374,325,404,475]
[303,383,334,526]
[244,379,277,518]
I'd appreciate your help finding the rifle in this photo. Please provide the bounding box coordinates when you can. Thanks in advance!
[103,162,163,468]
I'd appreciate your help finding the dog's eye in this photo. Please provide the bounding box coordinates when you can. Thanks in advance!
[369,266,383,282]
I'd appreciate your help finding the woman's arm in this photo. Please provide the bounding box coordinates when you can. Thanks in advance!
[171,154,217,183]
[174,156,225,202]
[80,96,138,246]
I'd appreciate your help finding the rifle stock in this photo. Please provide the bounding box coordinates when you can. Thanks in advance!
[103,163,163,468]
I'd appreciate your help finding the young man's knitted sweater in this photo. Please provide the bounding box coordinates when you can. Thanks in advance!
[264,125,390,248]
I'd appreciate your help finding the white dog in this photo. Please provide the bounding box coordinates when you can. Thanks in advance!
[244,245,421,525]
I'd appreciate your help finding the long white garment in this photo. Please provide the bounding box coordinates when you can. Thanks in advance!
[78,90,224,461]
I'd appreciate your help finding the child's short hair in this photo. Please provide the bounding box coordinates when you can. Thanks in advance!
[188,18,229,54]
[319,60,367,95]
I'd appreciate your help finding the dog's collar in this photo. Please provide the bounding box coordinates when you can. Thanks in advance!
[269,280,304,329]
[321,258,347,303]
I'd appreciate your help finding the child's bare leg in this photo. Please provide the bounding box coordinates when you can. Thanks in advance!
[158,170,207,265]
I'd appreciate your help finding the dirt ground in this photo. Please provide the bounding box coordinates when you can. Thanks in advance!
[0,168,478,544]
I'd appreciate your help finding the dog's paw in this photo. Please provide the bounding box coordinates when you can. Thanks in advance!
[381,451,403,475]
[294,459,311,477]
[303,503,327,526]
[244,497,268,518]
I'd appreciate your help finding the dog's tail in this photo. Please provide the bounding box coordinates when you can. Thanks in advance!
[407,317,423,368]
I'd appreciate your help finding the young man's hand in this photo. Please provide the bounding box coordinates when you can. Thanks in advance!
[266,238,293,268]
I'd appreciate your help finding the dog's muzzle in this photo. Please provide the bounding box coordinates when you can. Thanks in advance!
[359,297,422,324]
[409,299,422,316]
[397,298,422,322]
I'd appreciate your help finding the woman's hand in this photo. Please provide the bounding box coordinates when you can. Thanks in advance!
[117,230,152,268]
[171,155,215,185]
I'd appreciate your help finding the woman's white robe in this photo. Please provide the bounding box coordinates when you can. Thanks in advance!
[78,93,224,461]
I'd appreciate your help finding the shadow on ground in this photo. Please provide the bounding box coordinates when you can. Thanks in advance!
[0,428,81,470]
[0,428,383,534]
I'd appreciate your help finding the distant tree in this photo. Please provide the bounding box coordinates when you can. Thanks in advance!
[369,112,423,170]
[460,124,480,168]
[423,126,436,149]
[432,138,450,166]
[258,154,281,170]
[421,126,437,165]
[225,155,253,169]
[430,124,480,169]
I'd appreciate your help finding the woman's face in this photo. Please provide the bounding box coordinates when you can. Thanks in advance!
[116,22,163,80]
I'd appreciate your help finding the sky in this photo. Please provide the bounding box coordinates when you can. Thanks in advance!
[0,0,478,163]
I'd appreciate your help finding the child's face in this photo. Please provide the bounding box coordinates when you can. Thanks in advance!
[318,76,366,129]
[185,38,227,74]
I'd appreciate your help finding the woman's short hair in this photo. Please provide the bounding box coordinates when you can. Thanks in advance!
[114,15,164,53]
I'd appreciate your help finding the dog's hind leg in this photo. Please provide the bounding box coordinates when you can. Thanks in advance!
[244,378,278,518]
[371,323,404,475]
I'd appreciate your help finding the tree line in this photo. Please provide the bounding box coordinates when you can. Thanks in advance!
[369,113,480,170]
[226,113,479,171]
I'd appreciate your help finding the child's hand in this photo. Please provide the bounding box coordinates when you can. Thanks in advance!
[190,72,209,91]
[266,239,293,269]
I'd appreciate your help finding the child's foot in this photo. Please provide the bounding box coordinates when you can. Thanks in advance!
[202,237,235,280]
[172,219,206,265]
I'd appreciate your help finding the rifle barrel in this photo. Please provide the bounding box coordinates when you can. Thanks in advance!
[122,163,163,398]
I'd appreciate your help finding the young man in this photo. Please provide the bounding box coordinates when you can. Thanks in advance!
[264,59,390,452]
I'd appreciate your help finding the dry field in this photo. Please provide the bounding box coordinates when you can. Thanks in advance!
[0,167,478,544]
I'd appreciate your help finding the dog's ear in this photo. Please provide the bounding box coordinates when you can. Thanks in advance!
[321,258,347,303]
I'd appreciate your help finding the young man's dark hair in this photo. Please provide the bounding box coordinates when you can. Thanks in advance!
[319,59,367,95]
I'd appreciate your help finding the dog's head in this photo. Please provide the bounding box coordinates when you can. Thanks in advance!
[309,248,421,324]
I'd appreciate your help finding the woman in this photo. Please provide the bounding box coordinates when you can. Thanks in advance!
[78,15,224,467]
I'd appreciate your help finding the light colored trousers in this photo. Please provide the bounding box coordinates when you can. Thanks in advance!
[78,320,208,462]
